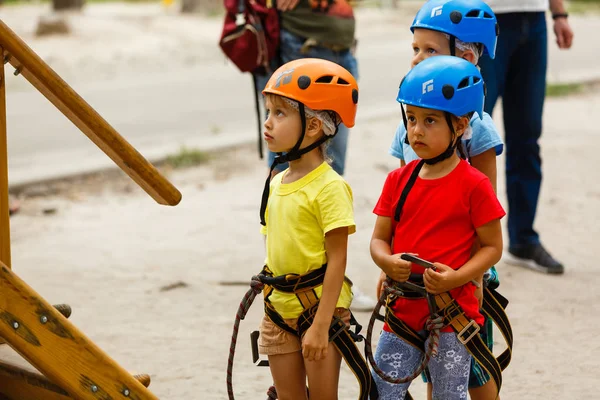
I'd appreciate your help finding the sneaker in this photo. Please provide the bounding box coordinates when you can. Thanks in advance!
[351,286,378,312]
[504,244,564,274]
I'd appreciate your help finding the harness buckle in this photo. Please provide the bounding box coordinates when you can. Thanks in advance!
[250,330,269,367]
[457,319,480,345]
[328,316,347,343]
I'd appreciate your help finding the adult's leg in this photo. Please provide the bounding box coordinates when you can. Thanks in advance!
[478,13,517,116]
[321,48,359,176]
[501,12,547,247]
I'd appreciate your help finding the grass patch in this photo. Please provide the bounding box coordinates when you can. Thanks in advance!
[546,82,584,97]
[568,1,600,14]
[165,146,210,168]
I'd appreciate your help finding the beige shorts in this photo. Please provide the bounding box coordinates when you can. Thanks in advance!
[258,308,351,356]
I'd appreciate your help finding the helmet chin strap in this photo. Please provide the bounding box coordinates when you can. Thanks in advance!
[401,106,459,166]
[449,35,456,57]
[259,102,339,226]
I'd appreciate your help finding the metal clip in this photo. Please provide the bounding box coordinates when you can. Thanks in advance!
[457,320,480,345]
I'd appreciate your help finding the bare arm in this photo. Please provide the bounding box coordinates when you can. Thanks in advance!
[370,216,412,282]
[468,149,498,303]
[549,0,567,15]
[470,149,497,194]
[313,227,349,329]
[302,227,348,361]
[550,0,574,49]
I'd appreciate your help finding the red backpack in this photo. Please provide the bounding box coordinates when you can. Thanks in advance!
[219,0,280,73]
[219,0,280,158]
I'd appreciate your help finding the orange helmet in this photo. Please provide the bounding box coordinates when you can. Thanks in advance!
[262,58,359,127]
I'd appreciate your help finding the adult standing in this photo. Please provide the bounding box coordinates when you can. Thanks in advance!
[478,0,573,274]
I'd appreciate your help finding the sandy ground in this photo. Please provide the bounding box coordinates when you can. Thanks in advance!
[1,2,599,399]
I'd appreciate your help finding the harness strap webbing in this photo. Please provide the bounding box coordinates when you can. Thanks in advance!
[482,287,513,370]
[434,292,503,394]
[383,283,513,398]
[260,266,379,400]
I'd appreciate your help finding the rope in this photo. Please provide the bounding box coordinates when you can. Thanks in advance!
[364,278,444,384]
[227,275,265,400]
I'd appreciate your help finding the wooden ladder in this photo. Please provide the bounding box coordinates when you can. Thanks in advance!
[0,18,182,399]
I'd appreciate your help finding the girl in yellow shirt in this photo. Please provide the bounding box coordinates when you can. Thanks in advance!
[258,58,366,399]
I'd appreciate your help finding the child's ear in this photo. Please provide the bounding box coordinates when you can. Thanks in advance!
[306,117,323,137]
[454,116,470,137]
[460,49,477,65]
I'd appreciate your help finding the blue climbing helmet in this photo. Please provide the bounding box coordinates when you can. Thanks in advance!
[397,55,484,119]
[397,56,485,163]
[411,0,498,59]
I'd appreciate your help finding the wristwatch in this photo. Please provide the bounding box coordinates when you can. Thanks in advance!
[552,12,569,20]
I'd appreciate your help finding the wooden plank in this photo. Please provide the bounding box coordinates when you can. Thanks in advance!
[0,263,159,399]
[0,49,10,269]
[0,21,181,206]
[0,359,70,400]
[0,360,151,400]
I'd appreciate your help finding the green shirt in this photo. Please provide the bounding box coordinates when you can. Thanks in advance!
[281,0,356,49]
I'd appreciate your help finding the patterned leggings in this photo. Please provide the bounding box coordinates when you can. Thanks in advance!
[373,331,471,400]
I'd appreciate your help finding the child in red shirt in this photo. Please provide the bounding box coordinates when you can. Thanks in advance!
[370,56,505,399]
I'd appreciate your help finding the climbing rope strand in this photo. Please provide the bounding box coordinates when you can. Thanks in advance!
[364,279,443,384]
[227,276,265,400]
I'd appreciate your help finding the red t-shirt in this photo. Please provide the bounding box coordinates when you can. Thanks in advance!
[373,159,505,333]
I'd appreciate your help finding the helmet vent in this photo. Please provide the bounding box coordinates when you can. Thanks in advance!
[484,11,493,18]
[337,77,350,85]
[316,75,334,83]
[457,77,470,89]
[473,76,481,84]
[466,9,480,17]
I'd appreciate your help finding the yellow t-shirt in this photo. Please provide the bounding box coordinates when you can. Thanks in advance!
[261,162,356,319]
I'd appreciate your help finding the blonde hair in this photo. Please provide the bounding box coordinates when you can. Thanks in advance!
[444,34,483,64]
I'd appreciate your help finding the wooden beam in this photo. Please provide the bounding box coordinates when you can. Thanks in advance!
[0,48,10,269]
[0,360,151,399]
[0,20,181,206]
[0,263,158,399]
